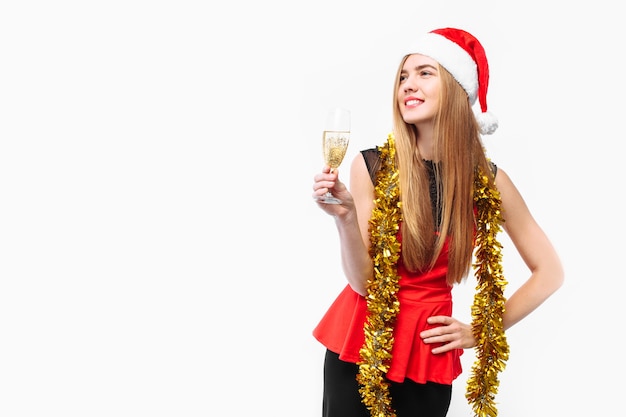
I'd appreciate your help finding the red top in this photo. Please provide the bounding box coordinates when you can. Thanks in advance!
[312,238,463,385]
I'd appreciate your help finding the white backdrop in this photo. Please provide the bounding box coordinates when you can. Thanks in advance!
[1,1,623,416]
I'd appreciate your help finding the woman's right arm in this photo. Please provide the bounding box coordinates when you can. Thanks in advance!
[312,153,374,295]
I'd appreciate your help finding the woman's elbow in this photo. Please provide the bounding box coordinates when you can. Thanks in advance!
[545,258,565,294]
[349,283,368,297]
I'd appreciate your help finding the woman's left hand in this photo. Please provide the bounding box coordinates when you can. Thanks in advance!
[420,316,476,354]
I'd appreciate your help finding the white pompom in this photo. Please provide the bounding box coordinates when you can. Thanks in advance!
[476,111,498,135]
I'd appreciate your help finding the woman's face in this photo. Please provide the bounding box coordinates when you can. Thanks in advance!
[397,54,441,126]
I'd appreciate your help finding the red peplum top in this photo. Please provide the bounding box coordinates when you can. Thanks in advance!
[312,237,463,385]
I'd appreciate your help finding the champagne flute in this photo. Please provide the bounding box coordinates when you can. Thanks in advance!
[316,108,350,204]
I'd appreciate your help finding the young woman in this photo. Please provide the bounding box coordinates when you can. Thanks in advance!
[311,28,564,417]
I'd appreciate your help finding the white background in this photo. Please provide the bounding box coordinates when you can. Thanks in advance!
[1,1,624,416]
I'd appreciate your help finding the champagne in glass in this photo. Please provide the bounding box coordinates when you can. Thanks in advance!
[323,131,350,170]
[316,108,350,204]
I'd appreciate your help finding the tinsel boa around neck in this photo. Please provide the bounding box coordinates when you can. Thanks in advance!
[356,133,509,417]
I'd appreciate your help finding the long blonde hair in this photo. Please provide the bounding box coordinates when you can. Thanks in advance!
[391,56,495,285]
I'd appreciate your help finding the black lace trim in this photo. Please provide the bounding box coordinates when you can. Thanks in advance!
[360,148,498,228]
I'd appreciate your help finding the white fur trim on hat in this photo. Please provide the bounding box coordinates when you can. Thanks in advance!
[411,32,479,105]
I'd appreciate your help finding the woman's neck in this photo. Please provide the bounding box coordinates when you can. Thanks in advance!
[415,129,435,160]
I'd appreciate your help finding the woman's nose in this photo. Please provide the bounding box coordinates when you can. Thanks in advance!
[403,77,417,93]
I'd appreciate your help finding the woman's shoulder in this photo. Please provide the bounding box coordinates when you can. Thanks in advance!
[359,147,381,184]
[360,147,380,162]
[492,167,520,203]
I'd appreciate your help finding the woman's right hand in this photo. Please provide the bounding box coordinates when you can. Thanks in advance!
[312,165,354,217]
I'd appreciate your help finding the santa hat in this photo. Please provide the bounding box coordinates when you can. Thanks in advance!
[410,28,498,135]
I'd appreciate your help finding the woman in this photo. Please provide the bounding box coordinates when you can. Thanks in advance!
[311,28,564,417]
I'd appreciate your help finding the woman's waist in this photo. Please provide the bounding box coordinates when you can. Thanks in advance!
[398,282,452,303]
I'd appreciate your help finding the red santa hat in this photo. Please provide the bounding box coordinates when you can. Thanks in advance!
[410,28,498,135]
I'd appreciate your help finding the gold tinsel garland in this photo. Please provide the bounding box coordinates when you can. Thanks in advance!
[466,166,509,417]
[357,133,509,417]
[357,133,402,417]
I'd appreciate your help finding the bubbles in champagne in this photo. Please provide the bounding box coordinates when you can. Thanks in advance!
[323,131,350,169]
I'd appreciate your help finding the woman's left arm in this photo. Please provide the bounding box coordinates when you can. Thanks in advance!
[421,167,564,353]
[496,168,565,330]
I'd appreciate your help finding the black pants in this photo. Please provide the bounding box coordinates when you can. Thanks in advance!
[322,349,452,417]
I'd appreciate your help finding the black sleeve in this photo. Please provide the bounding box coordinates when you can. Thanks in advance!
[360,148,382,185]
[489,161,498,176]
